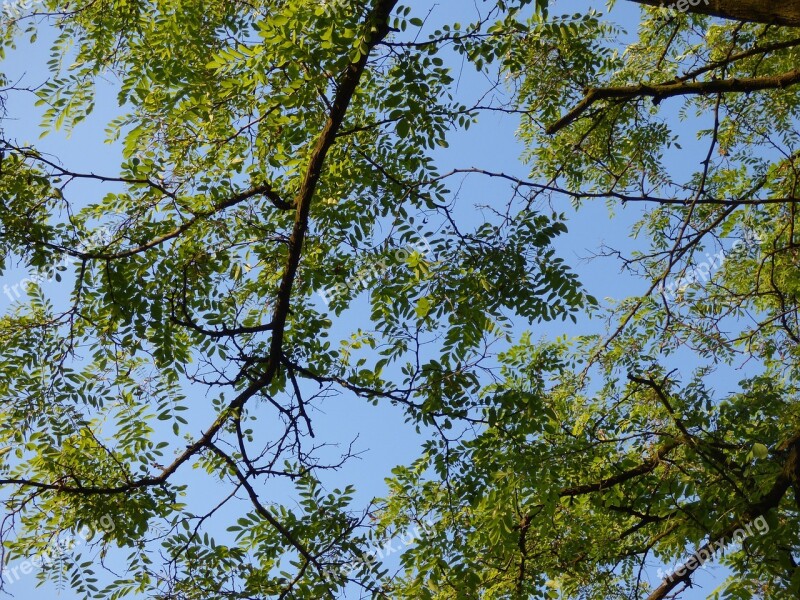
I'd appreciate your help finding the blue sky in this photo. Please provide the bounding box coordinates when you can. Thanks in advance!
[0,1,762,598]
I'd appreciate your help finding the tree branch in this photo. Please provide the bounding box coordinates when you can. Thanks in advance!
[646,434,800,600]
[559,440,681,497]
[546,69,800,134]
[625,0,800,28]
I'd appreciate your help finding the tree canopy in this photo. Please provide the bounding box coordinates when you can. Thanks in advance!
[0,0,799,598]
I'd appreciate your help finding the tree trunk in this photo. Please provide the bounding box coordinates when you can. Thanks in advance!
[626,0,800,27]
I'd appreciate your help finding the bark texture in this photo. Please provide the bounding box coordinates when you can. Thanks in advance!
[627,0,800,27]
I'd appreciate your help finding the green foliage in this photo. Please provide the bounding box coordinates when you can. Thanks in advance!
[0,0,799,599]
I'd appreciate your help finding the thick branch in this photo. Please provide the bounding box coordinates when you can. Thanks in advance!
[266,0,398,365]
[626,0,800,27]
[646,434,800,600]
[547,69,800,134]
[560,440,681,497]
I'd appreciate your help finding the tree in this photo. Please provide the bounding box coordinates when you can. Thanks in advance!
[0,1,798,599]
[382,1,800,599]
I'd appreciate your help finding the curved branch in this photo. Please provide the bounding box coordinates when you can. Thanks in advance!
[559,439,681,497]
[265,0,398,367]
[546,69,800,134]
[207,443,335,599]
[429,168,800,206]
